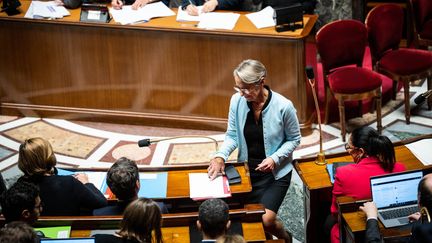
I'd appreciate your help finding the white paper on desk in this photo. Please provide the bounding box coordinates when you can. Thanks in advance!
[82,171,107,191]
[26,1,70,19]
[405,139,432,165]
[245,6,275,29]
[197,12,240,30]
[110,2,175,25]
[176,6,203,22]
[189,173,231,199]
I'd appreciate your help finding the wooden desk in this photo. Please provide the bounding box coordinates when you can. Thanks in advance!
[0,2,317,134]
[69,162,252,211]
[294,135,431,243]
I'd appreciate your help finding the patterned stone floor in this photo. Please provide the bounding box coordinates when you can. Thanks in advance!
[0,81,431,242]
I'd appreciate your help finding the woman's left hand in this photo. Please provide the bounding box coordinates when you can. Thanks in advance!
[202,0,218,13]
[131,0,149,10]
[255,158,275,173]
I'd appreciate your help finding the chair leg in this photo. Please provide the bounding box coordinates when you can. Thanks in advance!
[392,80,398,100]
[338,99,346,142]
[376,92,382,134]
[403,81,411,124]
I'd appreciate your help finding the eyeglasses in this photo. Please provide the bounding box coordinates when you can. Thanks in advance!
[233,80,262,95]
[34,201,44,211]
[344,143,358,151]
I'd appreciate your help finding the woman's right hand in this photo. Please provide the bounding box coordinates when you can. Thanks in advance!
[208,157,225,180]
[186,4,199,16]
[111,0,123,10]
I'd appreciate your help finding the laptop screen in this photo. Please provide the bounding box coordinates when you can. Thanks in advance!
[371,170,422,210]
[40,238,95,243]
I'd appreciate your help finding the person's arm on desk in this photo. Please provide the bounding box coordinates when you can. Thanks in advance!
[360,202,382,243]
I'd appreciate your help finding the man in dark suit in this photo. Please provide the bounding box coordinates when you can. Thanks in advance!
[360,173,432,243]
[197,198,231,242]
[93,157,167,216]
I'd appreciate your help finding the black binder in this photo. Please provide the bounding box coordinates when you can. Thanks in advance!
[80,3,110,23]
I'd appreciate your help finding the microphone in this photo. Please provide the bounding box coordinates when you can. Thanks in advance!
[138,135,219,151]
[414,90,432,105]
[306,66,326,165]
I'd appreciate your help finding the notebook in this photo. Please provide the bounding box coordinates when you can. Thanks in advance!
[40,238,95,243]
[370,170,422,228]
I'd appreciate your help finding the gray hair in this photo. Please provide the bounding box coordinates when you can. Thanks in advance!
[233,59,267,84]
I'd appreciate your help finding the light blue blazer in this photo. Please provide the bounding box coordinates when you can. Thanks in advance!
[214,90,301,180]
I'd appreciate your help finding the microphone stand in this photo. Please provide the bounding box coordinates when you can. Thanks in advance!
[139,135,219,151]
[306,66,327,165]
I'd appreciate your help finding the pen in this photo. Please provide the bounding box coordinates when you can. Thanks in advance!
[182,0,194,10]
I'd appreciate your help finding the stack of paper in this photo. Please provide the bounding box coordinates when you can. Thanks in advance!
[197,12,240,30]
[110,1,175,25]
[405,138,432,165]
[189,173,231,200]
[25,1,70,19]
[245,6,275,29]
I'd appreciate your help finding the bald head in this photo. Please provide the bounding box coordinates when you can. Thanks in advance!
[418,174,432,210]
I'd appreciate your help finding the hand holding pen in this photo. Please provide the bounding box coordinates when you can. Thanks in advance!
[111,0,124,9]
[186,0,199,16]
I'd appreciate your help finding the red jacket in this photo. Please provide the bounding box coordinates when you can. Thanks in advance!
[330,156,406,243]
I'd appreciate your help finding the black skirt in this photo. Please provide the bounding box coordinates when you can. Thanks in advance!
[247,170,292,213]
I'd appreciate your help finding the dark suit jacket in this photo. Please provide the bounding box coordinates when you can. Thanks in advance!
[93,200,168,216]
[365,218,382,243]
[409,221,432,243]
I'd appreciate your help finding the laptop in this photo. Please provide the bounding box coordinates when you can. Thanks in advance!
[370,170,423,228]
[40,238,95,243]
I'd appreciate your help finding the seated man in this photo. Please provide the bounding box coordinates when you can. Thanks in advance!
[0,181,42,225]
[197,198,231,242]
[93,157,167,215]
[361,173,432,243]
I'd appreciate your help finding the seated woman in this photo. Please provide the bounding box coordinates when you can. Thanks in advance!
[330,127,406,243]
[181,0,242,16]
[17,137,107,216]
[93,198,163,243]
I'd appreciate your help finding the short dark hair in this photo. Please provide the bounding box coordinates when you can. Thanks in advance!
[106,157,139,201]
[0,181,39,223]
[198,198,229,239]
[0,221,38,243]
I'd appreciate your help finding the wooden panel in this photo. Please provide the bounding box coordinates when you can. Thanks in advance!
[0,2,317,134]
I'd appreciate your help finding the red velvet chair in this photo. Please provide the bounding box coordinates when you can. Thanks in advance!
[366,4,432,124]
[316,20,382,142]
[408,0,432,49]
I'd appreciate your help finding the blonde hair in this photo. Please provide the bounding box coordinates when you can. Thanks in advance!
[18,137,57,177]
[233,59,266,84]
[118,198,163,243]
